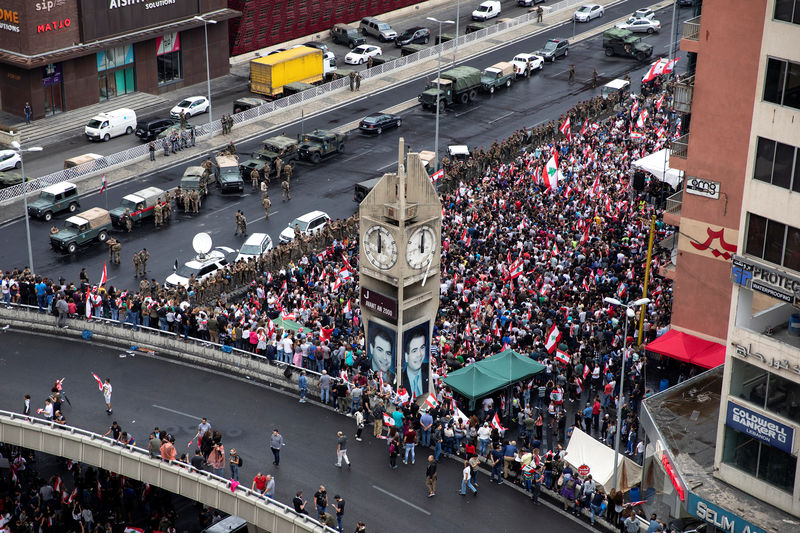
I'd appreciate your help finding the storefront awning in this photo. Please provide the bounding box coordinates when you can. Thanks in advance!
[645,329,725,369]
[632,149,683,189]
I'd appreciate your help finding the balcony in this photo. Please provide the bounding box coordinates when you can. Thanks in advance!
[683,16,701,41]
[674,76,694,114]
[664,190,682,226]
[670,134,689,160]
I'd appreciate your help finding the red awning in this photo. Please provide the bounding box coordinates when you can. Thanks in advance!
[645,329,725,369]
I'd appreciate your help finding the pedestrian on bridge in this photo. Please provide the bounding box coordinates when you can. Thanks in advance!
[102,378,112,415]
[270,428,284,466]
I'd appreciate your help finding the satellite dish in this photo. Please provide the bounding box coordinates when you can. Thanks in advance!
[192,232,212,259]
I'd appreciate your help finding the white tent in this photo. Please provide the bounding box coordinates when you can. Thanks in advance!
[632,149,683,189]
[564,428,642,492]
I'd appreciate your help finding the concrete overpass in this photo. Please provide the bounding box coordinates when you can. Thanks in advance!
[0,410,333,533]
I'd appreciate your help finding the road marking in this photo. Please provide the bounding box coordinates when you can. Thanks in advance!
[208,203,241,216]
[248,210,279,224]
[342,149,370,163]
[454,105,481,118]
[371,485,431,515]
[376,161,397,172]
[489,111,514,124]
[152,404,202,420]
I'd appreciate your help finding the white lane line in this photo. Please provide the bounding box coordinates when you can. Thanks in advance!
[342,149,370,163]
[489,111,514,124]
[376,161,397,172]
[454,105,481,118]
[371,485,431,515]
[152,404,202,420]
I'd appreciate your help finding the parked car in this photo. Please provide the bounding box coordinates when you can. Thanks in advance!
[302,41,330,53]
[510,53,544,76]
[537,39,569,61]
[50,207,113,254]
[668,518,708,533]
[27,182,80,221]
[359,17,398,42]
[166,247,236,288]
[170,96,209,119]
[472,0,501,21]
[354,176,381,203]
[345,45,382,65]
[633,8,655,19]
[574,3,604,22]
[359,113,401,134]
[0,150,21,171]
[135,118,177,141]
[279,210,331,244]
[331,24,366,48]
[0,171,23,189]
[232,97,267,114]
[517,0,545,5]
[396,26,430,47]
[236,233,274,262]
[615,17,661,33]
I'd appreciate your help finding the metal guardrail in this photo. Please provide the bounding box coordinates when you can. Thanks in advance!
[0,3,551,204]
[682,15,701,41]
[0,409,335,533]
[673,75,694,114]
[670,134,689,160]
[665,190,682,216]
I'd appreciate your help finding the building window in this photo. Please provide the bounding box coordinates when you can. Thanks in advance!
[775,0,800,24]
[745,213,800,271]
[723,426,796,492]
[97,45,135,101]
[157,33,182,85]
[753,136,800,192]
[764,57,800,110]
[730,358,800,423]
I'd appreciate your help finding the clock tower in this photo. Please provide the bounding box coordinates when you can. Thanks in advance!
[359,138,442,398]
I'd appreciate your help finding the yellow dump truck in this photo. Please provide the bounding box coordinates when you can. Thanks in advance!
[250,47,324,98]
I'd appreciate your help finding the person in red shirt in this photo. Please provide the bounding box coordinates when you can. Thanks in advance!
[403,427,417,465]
[592,397,602,435]
[252,472,267,494]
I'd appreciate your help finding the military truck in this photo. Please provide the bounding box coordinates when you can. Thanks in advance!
[418,66,482,109]
[232,97,267,114]
[297,129,346,164]
[239,135,300,179]
[602,28,653,61]
[109,186,166,227]
[481,62,515,93]
[50,207,113,254]
[215,153,244,193]
[354,176,381,203]
[180,166,212,200]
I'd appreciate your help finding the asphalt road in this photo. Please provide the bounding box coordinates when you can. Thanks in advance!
[0,330,591,533]
[2,2,691,288]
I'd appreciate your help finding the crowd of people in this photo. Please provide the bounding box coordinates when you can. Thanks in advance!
[2,74,686,532]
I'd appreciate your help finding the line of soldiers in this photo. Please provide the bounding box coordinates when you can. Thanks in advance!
[132,248,151,278]
[176,187,202,213]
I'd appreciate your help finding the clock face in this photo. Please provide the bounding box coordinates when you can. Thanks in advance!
[406,225,436,269]
[364,225,398,270]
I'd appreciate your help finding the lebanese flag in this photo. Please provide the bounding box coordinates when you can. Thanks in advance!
[554,349,570,365]
[663,57,678,74]
[425,394,440,410]
[617,282,627,300]
[280,309,296,321]
[507,257,524,280]
[378,372,385,391]
[383,413,395,427]
[91,373,103,391]
[576,377,584,395]
[559,117,571,140]
[583,365,590,379]
[580,119,589,135]
[280,280,287,292]
[590,175,600,197]
[652,285,663,298]
[53,476,63,493]
[543,153,562,190]
[99,174,107,194]
[636,110,649,129]
[397,388,410,405]
[430,169,444,183]
[544,324,561,354]
[552,242,560,256]
[460,228,467,242]
[99,262,108,287]
[655,93,665,111]
[339,370,350,383]
[343,299,352,314]
[630,132,646,142]
[582,277,590,291]
[320,326,334,342]
[580,224,590,245]
[491,413,506,432]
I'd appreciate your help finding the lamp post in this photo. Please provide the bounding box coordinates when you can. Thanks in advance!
[194,15,217,139]
[455,0,461,58]
[426,17,454,173]
[11,140,43,275]
[603,296,650,490]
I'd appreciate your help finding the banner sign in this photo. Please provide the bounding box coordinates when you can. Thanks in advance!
[731,255,800,307]
[725,401,793,454]
[156,32,180,55]
[687,493,767,533]
[79,0,200,41]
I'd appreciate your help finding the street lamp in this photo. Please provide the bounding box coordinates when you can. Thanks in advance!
[426,17,454,173]
[194,15,217,139]
[11,140,43,275]
[454,0,461,58]
[603,296,650,490]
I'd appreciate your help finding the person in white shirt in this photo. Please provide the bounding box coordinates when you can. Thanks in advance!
[459,460,477,495]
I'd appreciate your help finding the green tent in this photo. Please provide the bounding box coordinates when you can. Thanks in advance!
[478,349,546,383]
[273,317,305,333]
[442,364,510,403]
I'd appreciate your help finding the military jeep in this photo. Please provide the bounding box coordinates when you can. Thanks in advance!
[180,166,213,199]
[297,129,346,164]
[239,135,300,179]
[50,207,113,254]
[602,28,653,61]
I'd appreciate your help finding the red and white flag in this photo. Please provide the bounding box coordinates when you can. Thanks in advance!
[491,412,506,432]
[582,365,590,379]
[280,309,296,321]
[91,373,103,391]
[397,388,410,405]
[543,153,562,190]
[343,299,352,314]
[425,394,440,410]
[99,174,107,194]
[544,324,562,354]
[430,169,444,183]
[559,117,571,140]
[339,370,349,383]
[630,132,646,142]
[99,262,108,286]
[555,349,570,365]
[655,93,665,111]
[320,326,334,342]
[580,119,589,135]
[636,110,649,129]
[383,413,395,427]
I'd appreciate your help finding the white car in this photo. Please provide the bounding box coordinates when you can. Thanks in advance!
[633,8,655,20]
[236,233,273,262]
[0,150,21,171]
[574,3,604,22]
[615,17,661,33]
[510,53,544,76]
[165,246,235,288]
[279,210,331,244]
[344,45,382,65]
[170,96,209,119]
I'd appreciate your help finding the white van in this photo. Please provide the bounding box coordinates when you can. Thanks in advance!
[85,108,137,142]
[472,0,501,21]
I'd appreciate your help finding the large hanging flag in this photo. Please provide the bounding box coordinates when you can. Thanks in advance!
[543,153,562,190]
[544,324,562,354]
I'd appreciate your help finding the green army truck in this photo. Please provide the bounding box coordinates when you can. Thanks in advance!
[50,207,113,254]
[180,166,213,200]
[602,28,653,61]
[481,62,515,93]
[297,129,346,164]
[239,135,300,179]
[418,66,482,109]
[215,153,244,193]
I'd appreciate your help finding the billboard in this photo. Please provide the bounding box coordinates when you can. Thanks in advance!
[402,322,430,398]
[79,0,201,41]
[725,401,794,454]
[367,321,396,385]
[1,0,80,55]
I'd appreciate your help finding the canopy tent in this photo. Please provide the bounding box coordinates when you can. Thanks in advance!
[478,349,547,382]
[632,149,683,189]
[442,364,511,402]
[565,428,642,492]
[273,317,305,333]
[645,329,725,369]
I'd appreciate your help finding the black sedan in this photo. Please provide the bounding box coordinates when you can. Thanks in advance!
[358,113,402,134]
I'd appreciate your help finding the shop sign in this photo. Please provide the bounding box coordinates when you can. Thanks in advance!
[79,0,201,41]
[731,255,800,307]
[37,17,72,33]
[360,287,397,320]
[726,401,794,454]
[0,6,20,32]
[685,177,720,199]
[660,453,685,501]
[687,493,767,533]
[731,342,800,376]
[156,32,180,55]
[42,63,62,85]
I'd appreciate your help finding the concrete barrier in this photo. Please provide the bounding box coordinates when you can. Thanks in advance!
[0,410,334,533]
